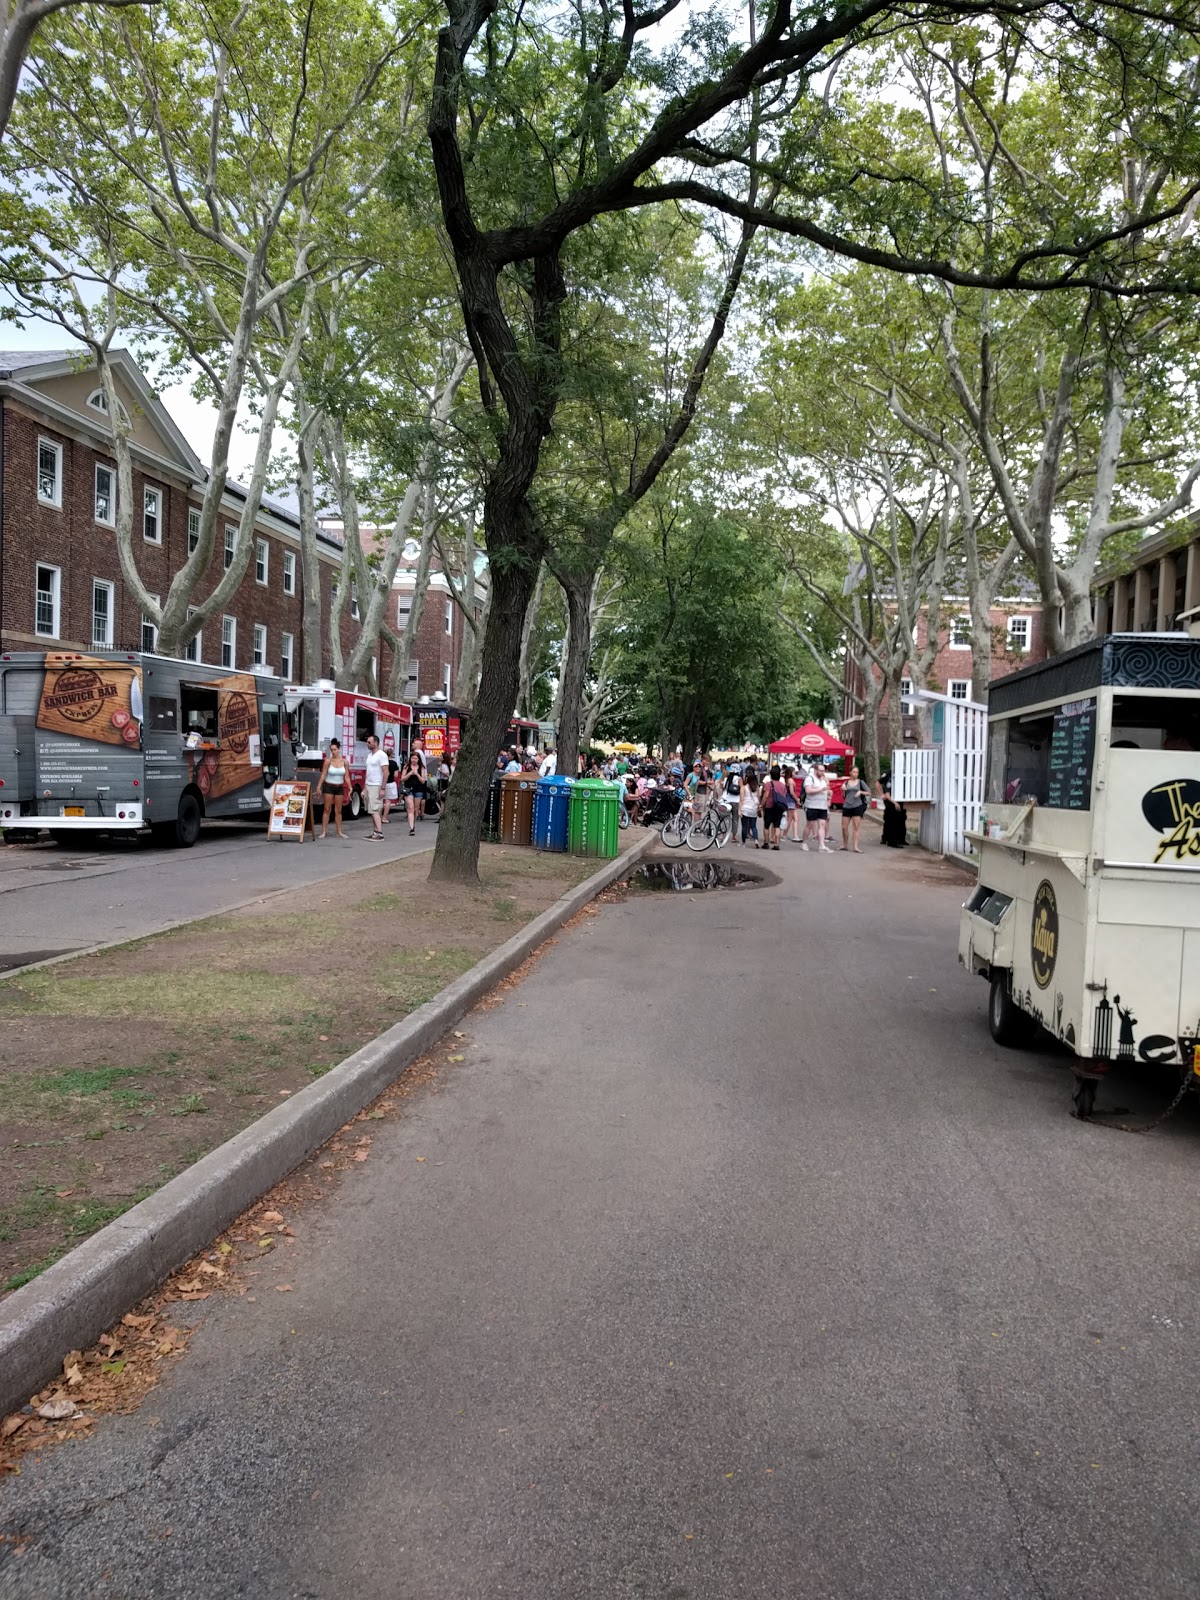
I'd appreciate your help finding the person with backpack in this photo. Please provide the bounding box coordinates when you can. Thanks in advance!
[801,762,834,852]
[761,764,788,850]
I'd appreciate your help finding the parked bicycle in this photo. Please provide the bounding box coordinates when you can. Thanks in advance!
[685,798,734,852]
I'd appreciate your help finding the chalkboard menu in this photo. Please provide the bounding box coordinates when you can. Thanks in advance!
[1046,698,1096,809]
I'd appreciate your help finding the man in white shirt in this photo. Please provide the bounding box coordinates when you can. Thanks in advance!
[363,734,387,840]
[538,748,557,777]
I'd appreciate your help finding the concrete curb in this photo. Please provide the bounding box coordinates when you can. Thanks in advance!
[0,832,655,1419]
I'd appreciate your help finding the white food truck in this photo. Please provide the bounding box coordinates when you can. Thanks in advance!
[959,629,1200,1116]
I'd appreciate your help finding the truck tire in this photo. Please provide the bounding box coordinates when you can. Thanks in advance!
[347,786,363,820]
[988,971,1031,1048]
[173,791,202,848]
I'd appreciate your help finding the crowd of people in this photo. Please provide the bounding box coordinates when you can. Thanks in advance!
[316,734,454,841]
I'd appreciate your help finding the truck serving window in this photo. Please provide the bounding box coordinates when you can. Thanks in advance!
[1111,695,1200,751]
[356,705,375,744]
[180,683,219,738]
[148,695,177,732]
[1002,714,1054,805]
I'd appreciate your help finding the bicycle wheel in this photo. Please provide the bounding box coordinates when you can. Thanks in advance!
[713,809,734,849]
[618,803,630,830]
[661,810,688,848]
[685,810,716,851]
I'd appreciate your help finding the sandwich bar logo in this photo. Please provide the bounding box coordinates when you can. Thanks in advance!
[1030,879,1058,990]
[44,667,117,724]
[1142,778,1200,863]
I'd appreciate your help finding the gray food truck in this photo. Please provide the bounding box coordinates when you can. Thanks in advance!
[0,650,294,846]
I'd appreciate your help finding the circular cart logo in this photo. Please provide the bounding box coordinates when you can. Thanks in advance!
[800,733,824,749]
[44,667,113,724]
[1030,880,1058,990]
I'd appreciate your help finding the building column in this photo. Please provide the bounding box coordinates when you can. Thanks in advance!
[1133,566,1152,632]
[1186,540,1200,617]
[1093,586,1110,637]
[1112,575,1129,632]
[1157,555,1175,632]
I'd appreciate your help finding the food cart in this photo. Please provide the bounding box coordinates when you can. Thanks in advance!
[958,630,1200,1116]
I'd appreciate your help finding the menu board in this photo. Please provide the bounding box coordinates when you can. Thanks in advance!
[1046,698,1096,810]
[268,780,312,841]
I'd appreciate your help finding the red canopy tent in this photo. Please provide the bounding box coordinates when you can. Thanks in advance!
[769,722,853,760]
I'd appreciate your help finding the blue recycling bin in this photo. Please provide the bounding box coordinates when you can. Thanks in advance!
[533,775,573,852]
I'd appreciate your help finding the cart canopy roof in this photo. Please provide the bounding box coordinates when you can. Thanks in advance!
[989,633,1200,718]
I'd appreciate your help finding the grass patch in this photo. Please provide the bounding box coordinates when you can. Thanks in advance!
[30,1065,141,1096]
[0,969,308,1022]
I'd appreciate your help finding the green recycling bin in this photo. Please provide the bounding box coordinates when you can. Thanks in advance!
[568,778,621,858]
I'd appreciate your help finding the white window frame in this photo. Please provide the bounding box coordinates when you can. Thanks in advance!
[279,630,294,681]
[1006,614,1032,651]
[947,678,971,701]
[255,538,269,586]
[91,578,114,649]
[444,598,454,635]
[224,524,236,570]
[86,388,130,424]
[282,550,295,595]
[252,622,267,667]
[405,662,419,699]
[443,662,452,699]
[899,676,914,697]
[187,507,201,555]
[397,594,413,629]
[949,616,971,648]
[221,615,236,668]
[37,437,62,508]
[94,463,115,527]
[141,594,159,655]
[35,563,61,637]
[183,607,202,663]
[143,484,162,544]
[350,579,360,621]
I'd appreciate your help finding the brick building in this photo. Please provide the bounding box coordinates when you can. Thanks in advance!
[840,596,1049,749]
[1092,519,1200,636]
[0,350,477,700]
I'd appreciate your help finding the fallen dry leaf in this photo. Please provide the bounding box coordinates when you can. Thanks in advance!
[275,1285,294,1293]
[122,1313,155,1330]
[416,1156,426,1163]
[64,1363,83,1387]
[1,1416,26,1439]
[261,1210,284,1224]
[353,1150,369,1162]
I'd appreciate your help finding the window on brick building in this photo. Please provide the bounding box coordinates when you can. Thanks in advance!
[95,464,115,526]
[86,388,129,424]
[184,607,202,663]
[35,564,61,636]
[224,524,236,570]
[442,662,452,699]
[900,677,913,697]
[252,623,266,667]
[221,615,236,668]
[1006,615,1031,651]
[444,598,454,635]
[950,616,971,647]
[37,438,62,506]
[280,631,293,680]
[282,550,295,595]
[948,679,971,700]
[92,579,114,649]
[143,485,162,543]
[255,539,268,585]
[141,596,159,654]
[405,663,419,698]
[187,507,201,554]
[397,594,412,629]
[350,579,359,621]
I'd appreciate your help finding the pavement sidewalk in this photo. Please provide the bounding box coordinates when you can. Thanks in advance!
[4,841,1200,1599]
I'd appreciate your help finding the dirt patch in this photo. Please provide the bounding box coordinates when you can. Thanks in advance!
[0,845,598,1292]
[874,845,977,890]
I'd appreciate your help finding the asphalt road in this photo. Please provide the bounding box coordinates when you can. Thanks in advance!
[4,840,1200,1598]
[0,814,438,971]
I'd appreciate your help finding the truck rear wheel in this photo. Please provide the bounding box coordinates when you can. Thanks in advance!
[171,792,202,848]
[347,786,363,820]
[988,971,1032,1048]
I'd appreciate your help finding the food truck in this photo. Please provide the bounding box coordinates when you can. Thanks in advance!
[283,681,415,818]
[958,629,1200,1115]
[0,650,293,846]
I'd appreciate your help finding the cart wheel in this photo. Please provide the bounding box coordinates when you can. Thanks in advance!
[988,971,1031,1048]
[1072,1075,1098,1119]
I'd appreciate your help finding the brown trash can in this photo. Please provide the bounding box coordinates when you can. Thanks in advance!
[499,772,536,845]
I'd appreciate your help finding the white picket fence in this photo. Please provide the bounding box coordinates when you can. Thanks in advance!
[892,692,987,858]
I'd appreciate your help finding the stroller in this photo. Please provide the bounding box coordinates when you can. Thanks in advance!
[639,785,684,827]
